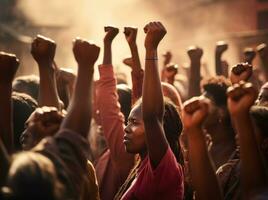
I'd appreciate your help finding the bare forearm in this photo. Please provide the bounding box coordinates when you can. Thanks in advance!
[60,66,93,137]
[129,44,143,103]
[143,49,164,120]
[129,44,142,72]
[38,64,61,109]
[187,128,223,200]
[0,138,10,186]
[0,84,13,153]
[233,114,266,196]
[188,60,201,98]
[215,53,223,76]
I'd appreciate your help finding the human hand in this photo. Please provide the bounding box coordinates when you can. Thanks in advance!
[182,96,209,130]
[162,51,172,65]
[73,38,100,68]
[216,41,228,54]
[187,46,203,61]
[227,82,257,117]
[144,21,167,50]
[243,48,256,64]
[31,35,56,66]
[163,63,178,79]
[20,106,65,150]
[104,26,119,44]
[0,52,19,84]
[230,63,253,84]
[123,57,133,68]
[124,27,138,46]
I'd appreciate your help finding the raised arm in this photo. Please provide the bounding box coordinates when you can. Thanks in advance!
[0,52,19,153]
[187,46,203,98]
[31,35,61,109]
[257,43,268,82]
[182,96,223,200]
[124,27,143,104]
[227,82,266,198]
[215,41,228,77]
[243,48,256,65]
[230,63,253,84]
[97,26,134,162]
[142,21,168,168]
[60,38,100,137]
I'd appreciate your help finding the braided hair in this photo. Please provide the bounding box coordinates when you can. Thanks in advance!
[114,98,184,199]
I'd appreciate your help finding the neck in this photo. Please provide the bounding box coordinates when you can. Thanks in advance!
[139,150,147,161]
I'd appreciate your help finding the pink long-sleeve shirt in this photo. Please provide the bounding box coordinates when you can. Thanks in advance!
[94,65,135,200]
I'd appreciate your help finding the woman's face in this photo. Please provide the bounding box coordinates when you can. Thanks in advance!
[124,105,146,155]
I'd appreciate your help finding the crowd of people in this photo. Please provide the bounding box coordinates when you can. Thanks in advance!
[0,20,268,200]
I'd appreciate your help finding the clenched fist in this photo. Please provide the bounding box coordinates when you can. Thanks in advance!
[124,27,138,45]
[104,26,119,43]
[187,46,203,61]
[31,35,56,66]
[73,38,100,67]
[144,21,167,50]
[230,63,253,84]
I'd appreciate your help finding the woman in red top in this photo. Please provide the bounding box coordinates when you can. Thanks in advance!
[115,21,184,200]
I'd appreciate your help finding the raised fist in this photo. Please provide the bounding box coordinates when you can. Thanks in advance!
[243,48,256,64]
[104,26,119,43]
[144,21,167,50]
[230,63,253,84]
[187,46,203,61]
[124,27,138,45]
[227,82,257,116]
[164,63,178,79]
[182,96,209,130]
[31,35,56,65]
[0,52,19,83]
[20,106,65,150]
[73,38,100,67]
[163,51,172,65]
[216,41,228,54]
[257,43,268,59]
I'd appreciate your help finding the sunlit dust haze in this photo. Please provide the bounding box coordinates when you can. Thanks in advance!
[16,0,256,80]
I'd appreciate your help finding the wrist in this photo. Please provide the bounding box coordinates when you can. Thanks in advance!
[145,49,157,59]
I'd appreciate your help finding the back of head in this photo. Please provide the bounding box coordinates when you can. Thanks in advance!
[6,152,64,200]
[201,76,231,107]
[13,75,40,101]
[116,84,132,123]
[12,92,37,151]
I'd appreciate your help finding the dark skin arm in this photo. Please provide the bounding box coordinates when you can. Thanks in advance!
[31,35,61,110]
[0,138,10,186]
[187,46,203,98]
[215,41,228,77]
[124,27,143,103]
[60,38,100,137]
[227,82,266,198]
[161,51,172,81]
[243,48,256,65]
[0,52,19,153]
[257,43,268,81]
[142,21,168,168]
[182,96,223,200]
[103,26,119,65]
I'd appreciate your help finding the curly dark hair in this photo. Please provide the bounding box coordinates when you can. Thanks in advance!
[201,76,231,107]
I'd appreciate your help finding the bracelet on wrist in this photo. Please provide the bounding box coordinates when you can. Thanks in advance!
[145,58,158,60]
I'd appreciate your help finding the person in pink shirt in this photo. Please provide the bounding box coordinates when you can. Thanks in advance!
[94,26,135,200]
[114,21,184,200]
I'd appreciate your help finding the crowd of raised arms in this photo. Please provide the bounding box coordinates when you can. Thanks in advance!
[0,21,268,200]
